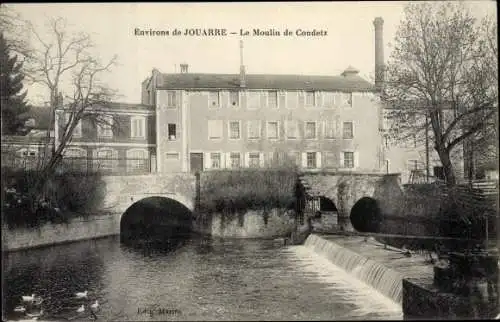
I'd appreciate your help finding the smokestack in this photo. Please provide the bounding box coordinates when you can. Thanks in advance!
[373,17,384,91]
[180,64,188,73]
[239,40,246,88]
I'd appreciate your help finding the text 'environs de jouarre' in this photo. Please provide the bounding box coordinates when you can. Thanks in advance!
[134,28,328,37]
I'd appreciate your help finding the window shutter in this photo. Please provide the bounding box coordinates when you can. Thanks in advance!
[244,152,250,167]
[316,92,323,107]
[225,152,231,168]
[316,152,322,169]
[220,152,226,169]
[335,116,341,137]
[354,151,360,169]
[301,152,307,169]
[340,152,345,169]
[260,92,268,109]
[221,91,229,108]
[259,153,264,168]
[240,91,246,109]
[204,152,211,169]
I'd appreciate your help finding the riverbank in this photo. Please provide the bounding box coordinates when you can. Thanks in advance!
[2,213,119,252]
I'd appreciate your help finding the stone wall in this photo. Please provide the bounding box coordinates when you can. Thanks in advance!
[193,208,295,238]
[1,213,119,252]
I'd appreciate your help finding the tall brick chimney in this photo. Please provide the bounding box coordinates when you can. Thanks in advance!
[180,63,188,73]
[373,17,384,91]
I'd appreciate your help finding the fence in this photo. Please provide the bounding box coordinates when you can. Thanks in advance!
[1,155,152,175]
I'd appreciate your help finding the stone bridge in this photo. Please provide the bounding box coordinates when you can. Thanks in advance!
[100,171,403,233]
[299,171,404,231]
[101,173,197,216]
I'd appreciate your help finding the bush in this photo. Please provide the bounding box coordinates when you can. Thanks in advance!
[199,167,299,216]
[1,167,106,229]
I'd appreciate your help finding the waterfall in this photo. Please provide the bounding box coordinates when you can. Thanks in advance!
[304,234,403,305]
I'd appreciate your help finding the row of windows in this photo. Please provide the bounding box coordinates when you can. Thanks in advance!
[163,90,354,109]
[203,119,354,140]
[63,147,150,172]
[63,114,147,139]
[164,151,358,170]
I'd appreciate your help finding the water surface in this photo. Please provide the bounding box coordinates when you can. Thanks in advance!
[3,236,403,321]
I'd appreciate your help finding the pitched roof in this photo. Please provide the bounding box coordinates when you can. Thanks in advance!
[156,73,376,92]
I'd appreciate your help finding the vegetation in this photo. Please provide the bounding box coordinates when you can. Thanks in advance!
[0,32,30,135]
[383,2,498,186]
[1,167,106,229]
[199,166,300,217]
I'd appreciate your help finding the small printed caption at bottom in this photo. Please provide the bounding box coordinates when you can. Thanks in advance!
[137,307,181,317]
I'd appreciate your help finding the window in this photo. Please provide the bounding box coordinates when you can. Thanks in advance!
[127,149,148,172]
[248,152,260,168]
[324,152,336,168]
[97,115,113,138]
[208,120,223,139]
[306,152,317,168]
[343,122,353,139]
[286,91,297,109]
[342,92,352,106]
[209,91,220,108]
[166,153,180,160]
[278,91,286,109]
[230,152,241,168]
[305,121,317,139]
[323,92,336,108]
[229,91,239,107]
[286,120,299,139]
[168,123,177,140]
[288,151,300,166]
[131,116,146,138]
[268,91,278,108]
[229,121,241,139]
[94,148,117,171]
[267,121,279,139]
[247,91,261,109]
[305,91,315,106]
[64,148,87,170]
[210,153,221,169]
[167,91,177,108]
[343,152,354,168]
[324,119,335,138]
[247,120,261,139]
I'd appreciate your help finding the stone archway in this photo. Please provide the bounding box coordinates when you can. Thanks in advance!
[120,196,193,247]
[350,197,383,233]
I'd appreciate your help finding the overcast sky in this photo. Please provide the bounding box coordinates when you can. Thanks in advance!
[5,1,497,105]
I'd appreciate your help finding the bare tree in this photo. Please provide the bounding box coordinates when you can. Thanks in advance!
[23,17,118,183]
[383,2,498,186]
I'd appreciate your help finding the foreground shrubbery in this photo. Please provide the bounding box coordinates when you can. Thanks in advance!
[1,167,106,229]
[199,167,301,216]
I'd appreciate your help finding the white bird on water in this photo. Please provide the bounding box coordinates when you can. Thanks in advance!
[21,294,35,302]
[77,304,85,313]
[75,290,88,298]
[90,300,99,310]
[14,305,26,313]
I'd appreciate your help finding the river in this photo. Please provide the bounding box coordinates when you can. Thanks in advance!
[3,236,403,321]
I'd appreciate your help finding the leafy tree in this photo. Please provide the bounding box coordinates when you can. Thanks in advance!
[383,2,498,186]
[0,32,30,134]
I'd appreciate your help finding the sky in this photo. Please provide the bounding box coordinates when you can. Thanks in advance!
[4,1,497,105]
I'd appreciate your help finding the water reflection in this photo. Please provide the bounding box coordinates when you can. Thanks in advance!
[3,235,402,321]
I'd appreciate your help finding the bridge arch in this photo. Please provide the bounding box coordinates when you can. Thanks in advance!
[349,196,382,233]
[120,196,194,244]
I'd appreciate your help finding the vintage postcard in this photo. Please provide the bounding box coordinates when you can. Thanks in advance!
[1,2,498,321]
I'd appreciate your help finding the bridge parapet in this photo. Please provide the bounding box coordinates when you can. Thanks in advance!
[101,173,196,213]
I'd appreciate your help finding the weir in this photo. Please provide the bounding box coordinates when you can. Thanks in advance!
[304,234,404,305]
